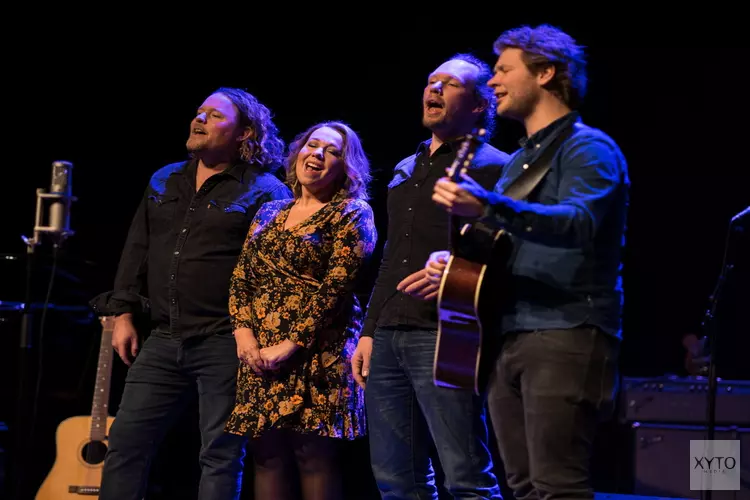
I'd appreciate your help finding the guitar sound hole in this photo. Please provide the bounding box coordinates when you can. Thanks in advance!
[81,440,108,464]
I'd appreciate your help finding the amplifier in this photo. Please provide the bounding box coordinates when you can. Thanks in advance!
[596,493,695,500]
[622,376,750,425]
[631,423,749,500]
[595,494,695,500]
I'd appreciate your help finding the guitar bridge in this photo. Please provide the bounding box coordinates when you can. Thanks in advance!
[68,485,100,495]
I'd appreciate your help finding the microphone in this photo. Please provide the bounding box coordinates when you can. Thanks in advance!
[22,160,77,250]
[49,160,73,235]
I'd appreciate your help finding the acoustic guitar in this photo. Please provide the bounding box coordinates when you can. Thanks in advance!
[433,129,512,395]
[432,123,577,394]
[36,316,116,498]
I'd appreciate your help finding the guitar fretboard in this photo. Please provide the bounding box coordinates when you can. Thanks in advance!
[90,320,114,442]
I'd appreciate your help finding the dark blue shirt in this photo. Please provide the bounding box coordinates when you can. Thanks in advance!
[480,112,629,339]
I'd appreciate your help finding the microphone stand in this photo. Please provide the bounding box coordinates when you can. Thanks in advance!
[14,178,75,498]
[19,187,75,343]
[699,211,743,500]
[702,263,731,436]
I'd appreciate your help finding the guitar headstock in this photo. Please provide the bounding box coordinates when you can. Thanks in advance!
[446,128,486,182]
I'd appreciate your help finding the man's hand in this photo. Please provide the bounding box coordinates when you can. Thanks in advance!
[112,313,139,367]
[397,269,439,301]
[432,172,488,218]
[234,328,264,375]
[424,250,450,286]
[352,336,373,389]
[260,339,300,371]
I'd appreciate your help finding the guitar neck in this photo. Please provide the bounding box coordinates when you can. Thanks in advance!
[90,320,114,442]
[444,129,485,253]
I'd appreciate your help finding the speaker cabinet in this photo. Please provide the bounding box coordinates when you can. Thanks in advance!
[632,423,749,500]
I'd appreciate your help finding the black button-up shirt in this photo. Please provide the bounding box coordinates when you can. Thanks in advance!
[101,158,291,339]
[361,138,509,337]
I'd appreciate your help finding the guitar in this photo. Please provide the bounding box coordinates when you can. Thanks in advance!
[36,316,116,499]
[433,122,578,394]
[433,129,512,395]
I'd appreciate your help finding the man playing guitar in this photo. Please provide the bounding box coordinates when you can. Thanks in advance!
[427,24,630,500]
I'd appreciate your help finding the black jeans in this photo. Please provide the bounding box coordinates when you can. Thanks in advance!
[486,326,619,500]
[99,330,248,500]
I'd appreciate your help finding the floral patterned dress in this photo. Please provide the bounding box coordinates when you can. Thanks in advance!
[224,190,377,440]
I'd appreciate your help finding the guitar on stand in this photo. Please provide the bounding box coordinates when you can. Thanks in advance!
[36,316,115,498]
[433,123,577,395]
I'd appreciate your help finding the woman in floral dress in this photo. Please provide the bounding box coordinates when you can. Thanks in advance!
[224,121,377,499]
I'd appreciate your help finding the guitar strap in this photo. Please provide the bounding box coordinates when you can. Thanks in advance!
[500,121,578,201]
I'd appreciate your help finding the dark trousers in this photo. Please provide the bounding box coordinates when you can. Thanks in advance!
[99,330,248,500]
[486,326,619,500]
[365,327,502,499]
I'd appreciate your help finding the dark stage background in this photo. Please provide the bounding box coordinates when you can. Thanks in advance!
[1,15,748,499]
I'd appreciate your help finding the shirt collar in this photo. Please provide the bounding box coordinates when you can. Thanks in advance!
[224,161,250,182]
[174,156,249,182]
[415,136,467,156]
[519,111,580,150]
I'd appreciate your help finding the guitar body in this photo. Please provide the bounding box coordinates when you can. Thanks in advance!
[36,316,116,498]
[36,415,115,498]
[434,221,512,395]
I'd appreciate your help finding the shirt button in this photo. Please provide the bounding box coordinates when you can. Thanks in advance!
[408,207,412,211]
[174,251,180,255]
[525,226,532,232]
[182,228,187,233]
[189,207,195,212]
[536,144,541,148]
[405,233,409,237]
[523,164,529,170]
[170,274,175,280]
[414,183,419,187]
[402,259,408,264]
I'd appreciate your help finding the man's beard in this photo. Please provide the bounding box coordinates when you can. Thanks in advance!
[186,135,207,153]
[422,112,447,130]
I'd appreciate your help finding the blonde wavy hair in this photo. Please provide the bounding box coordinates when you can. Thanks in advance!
[285,121,372,200]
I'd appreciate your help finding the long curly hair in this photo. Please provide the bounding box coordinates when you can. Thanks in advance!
[213,87,285,172]
[285,121,372,201]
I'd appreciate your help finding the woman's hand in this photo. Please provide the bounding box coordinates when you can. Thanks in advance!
[234,328,264,375]
[260,340,300,371]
